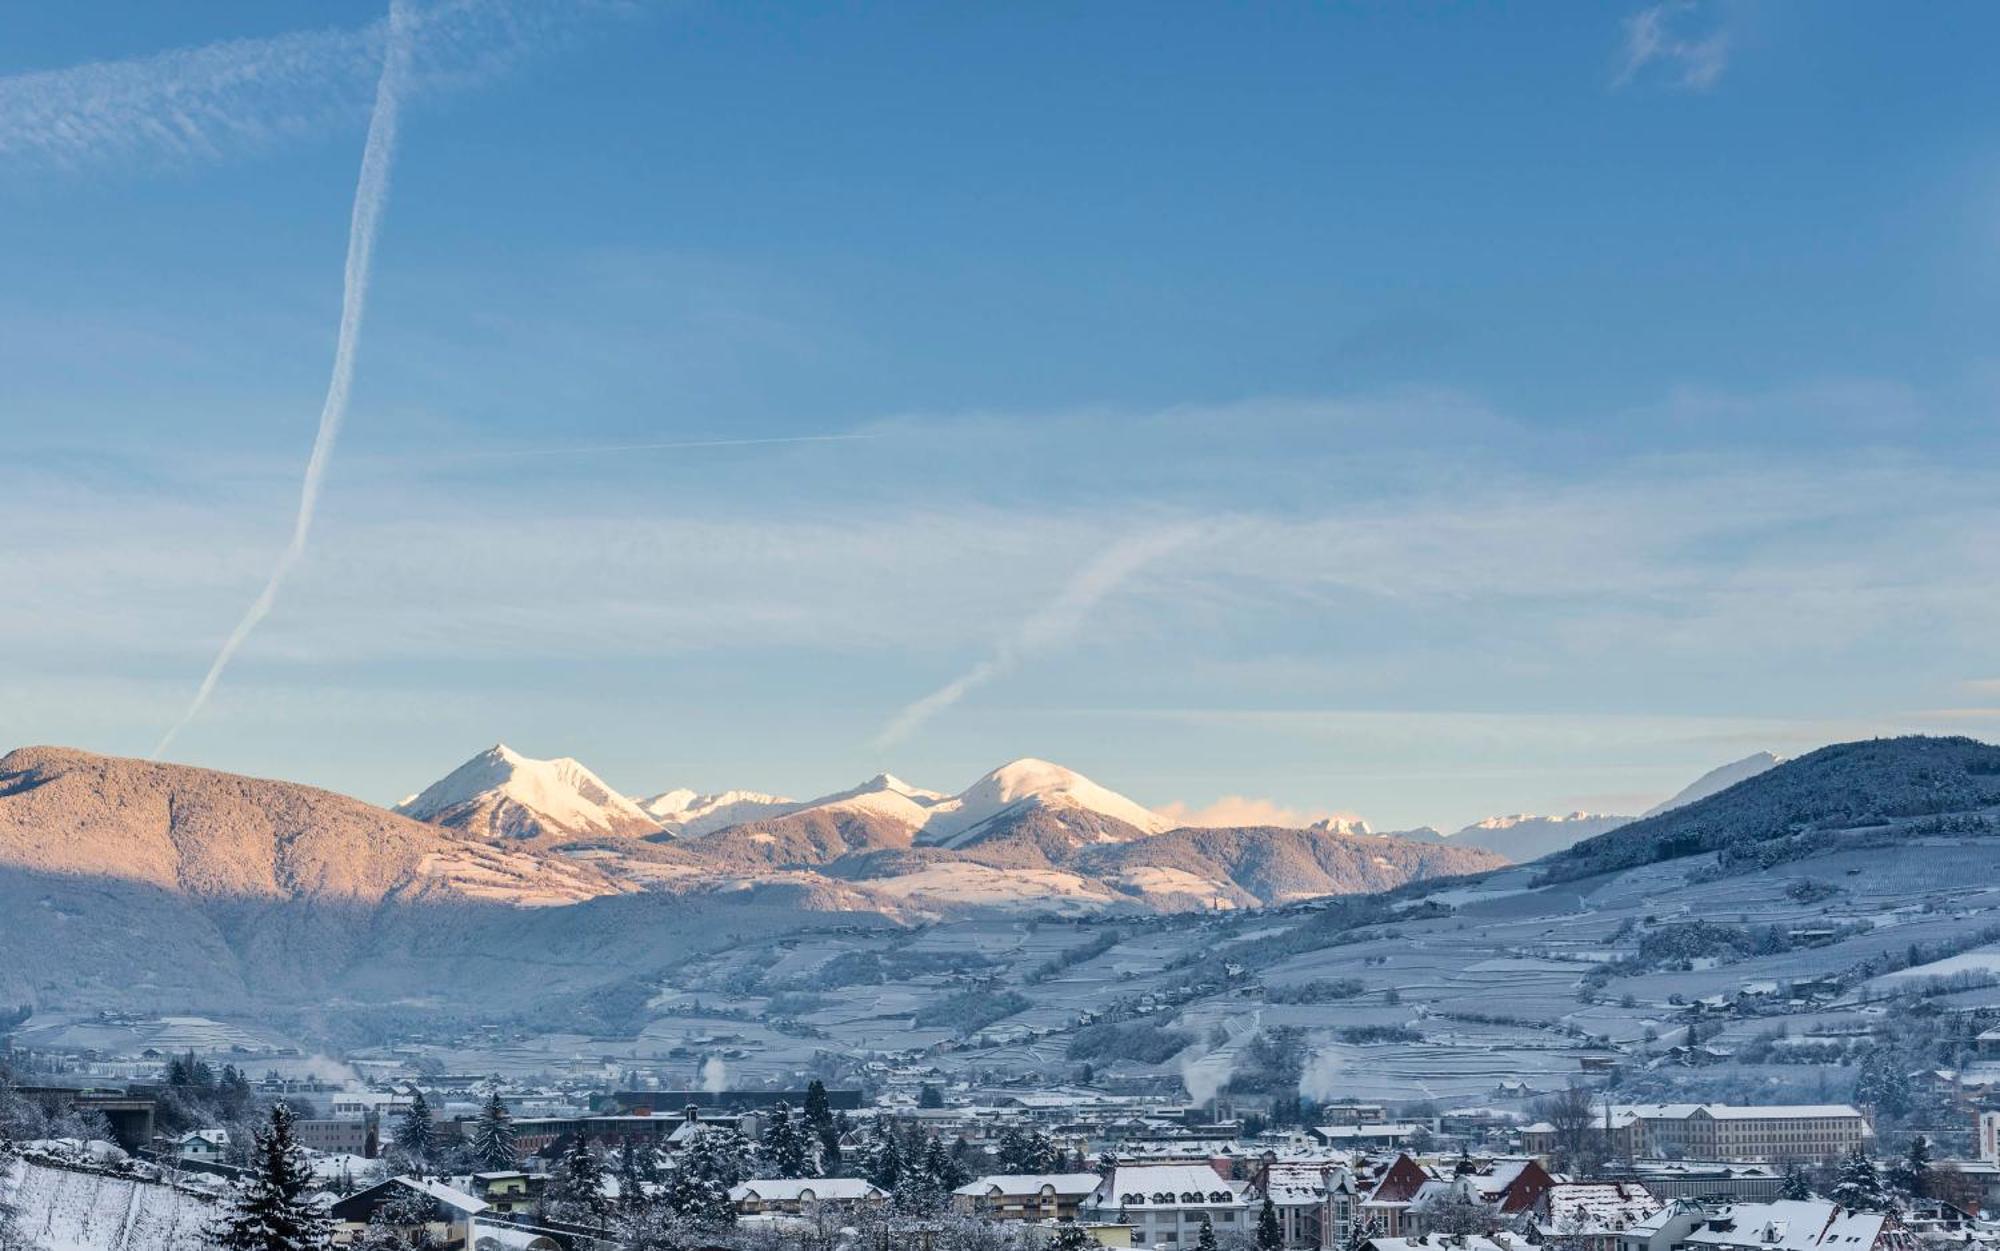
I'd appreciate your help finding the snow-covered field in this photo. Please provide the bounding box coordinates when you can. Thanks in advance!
[3,1158,220,1251]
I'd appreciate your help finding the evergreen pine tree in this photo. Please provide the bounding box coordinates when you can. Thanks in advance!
[1257,1196,1285,1251]
[868,1124,905,1190]
[803,1080,842,1174]
[1887,1134,1931,1199]
[924,1133,968,1190]
[212,1104,332,1251]
[664,1127,747,1229]
[468,1091,517,1172]
[1779,1164,1814,1201]
[761,1101,813,1178]
[393,1092,435,1178]
[546,1135,610,1230]
[618,1138,656,1218]
[1830,1148,1889,1212]
[1198,1216,1221,1251]
[995,1126,1029,1173]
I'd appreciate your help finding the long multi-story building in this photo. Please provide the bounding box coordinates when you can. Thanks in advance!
[1522,1104,1869,1164]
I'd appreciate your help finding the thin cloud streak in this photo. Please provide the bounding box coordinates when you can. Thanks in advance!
[0,0,598,173]
[872,524,1207,749]
[154,0,414,759]
[431,432,884,461]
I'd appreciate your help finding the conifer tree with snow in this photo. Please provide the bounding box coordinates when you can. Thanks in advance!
[393,1091,435,1178]
[1830,1148,1890,1212]
[924,1132,969,1189]
[545,1135,611,1230]
[1197,1216,1221,1251]
[803,1079,842,1172]
[1779,1164,1815,1201]
[760,1100,813,1178]
[663,1126,749,1230]
[468,1091,517,1172]
[1256,1196,1284,1251]
[1888,1135,1932,1200]
[868,1123,905,1190]
[212,1103,332,1251]
[617,1137,660,1218]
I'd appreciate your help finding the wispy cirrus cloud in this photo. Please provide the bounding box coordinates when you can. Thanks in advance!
[0,0,612,174]
[1615,2,1730,92]
[870,523,1211,749]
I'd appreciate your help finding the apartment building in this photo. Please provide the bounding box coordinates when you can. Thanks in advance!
[1522,1104,1868,1164]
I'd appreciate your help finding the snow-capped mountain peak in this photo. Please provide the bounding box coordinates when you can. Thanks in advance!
[921,757,1172,847]
[639,786,799,837]
[395,744,657,841]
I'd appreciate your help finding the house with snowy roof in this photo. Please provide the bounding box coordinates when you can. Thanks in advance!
[329,1176,487,1250]
[954,1172,1105,1222]
[729,1176,887,1216]
[1082,1164,1257,1247]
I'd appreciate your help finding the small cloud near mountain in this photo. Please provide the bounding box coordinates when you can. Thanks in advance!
[1156,795,1371,832]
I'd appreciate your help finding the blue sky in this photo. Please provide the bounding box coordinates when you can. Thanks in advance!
[3,1,1998,830]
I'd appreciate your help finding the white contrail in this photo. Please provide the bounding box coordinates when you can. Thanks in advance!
[871,523,1206,749]
[153,0,413,759]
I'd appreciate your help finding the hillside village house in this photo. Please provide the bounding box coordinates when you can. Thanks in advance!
[170,1127,229,1164]
[1082,1164,1257,1247]
[328,1176,486,1250]
[467,1171,541,1218]
[954,1172,1106,1222]
[1521,1105,1869,1164]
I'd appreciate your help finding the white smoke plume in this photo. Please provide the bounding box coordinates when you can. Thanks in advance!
[872,522,1206,748]
[1179,1042,1234,1108]
[700,1056,728,1094]
[152,0,414,759]
[1298,1045,1347,1102]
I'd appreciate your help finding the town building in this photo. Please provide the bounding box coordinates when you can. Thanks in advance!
[328,1176,487,1250]
[954,1173,1106,1222]
[1082,1164,1256,1248]
[1521,1105,1869,1164]
[730,1177,888,1216]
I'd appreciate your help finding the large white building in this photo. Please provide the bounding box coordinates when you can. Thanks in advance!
[1522,1104,1869,1164]
[1083,1164,1256,1247]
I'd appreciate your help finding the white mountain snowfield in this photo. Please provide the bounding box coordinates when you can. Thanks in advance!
[399,747,1177,846]
[919,757,1174,845]
[641,786,799,836]
[394,743,656,839]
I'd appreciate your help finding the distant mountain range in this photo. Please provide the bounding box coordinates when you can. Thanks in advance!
[386,746,1501,914]
[0,735,1983,1047]
[389,744,1788,866]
